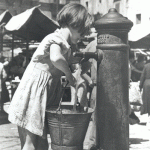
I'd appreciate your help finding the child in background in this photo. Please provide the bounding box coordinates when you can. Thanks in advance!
[69,43,95,109]
[8,3,93,150]
[70,38,98,149]
[70,62,94,108]
[82,39,98,150]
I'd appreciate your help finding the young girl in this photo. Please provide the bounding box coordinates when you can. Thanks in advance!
[8,3,93,150]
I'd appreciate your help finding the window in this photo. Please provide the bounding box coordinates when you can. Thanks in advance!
[49,0,54,2]
[114,0,120,2]
[0,9,5,15]
[39,0,52,2]
[59,0,66,4]
[136,14,141,24]
[86,2,88,8]
[114,2,120,13]
[53,0,59,3]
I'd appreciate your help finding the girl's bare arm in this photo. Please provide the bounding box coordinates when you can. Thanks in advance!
[50,44,76,87]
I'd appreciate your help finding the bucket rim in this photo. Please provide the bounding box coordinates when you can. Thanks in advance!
[46,107,94,115]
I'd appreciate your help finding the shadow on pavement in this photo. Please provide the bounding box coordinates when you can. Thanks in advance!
[130,138,149,144]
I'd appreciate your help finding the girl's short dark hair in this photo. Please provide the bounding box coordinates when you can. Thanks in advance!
[57,3,93,36]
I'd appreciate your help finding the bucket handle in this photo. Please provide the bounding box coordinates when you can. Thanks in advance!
[57,81,69,112]
[56,81,78,112]
[73,86,78,111]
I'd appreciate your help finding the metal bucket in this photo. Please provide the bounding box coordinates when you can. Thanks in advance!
[46,105,93,150]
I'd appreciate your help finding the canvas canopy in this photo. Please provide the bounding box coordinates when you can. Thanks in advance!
[5,5,59,42]
[128,23,150,49]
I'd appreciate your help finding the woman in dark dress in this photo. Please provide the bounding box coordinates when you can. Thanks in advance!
[139,62,150,115]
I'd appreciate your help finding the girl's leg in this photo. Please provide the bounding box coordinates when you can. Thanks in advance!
[22,129,37,150]
[147,114,150,129]
[19,127,49,150]
[88,86,97,149]
[18,126,26,149]
[36,136,49,150]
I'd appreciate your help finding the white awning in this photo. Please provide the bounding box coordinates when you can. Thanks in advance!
[128,23,150,42]
[4,5,59,41]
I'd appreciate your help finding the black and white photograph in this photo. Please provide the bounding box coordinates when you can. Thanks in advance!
[0,0,150,150]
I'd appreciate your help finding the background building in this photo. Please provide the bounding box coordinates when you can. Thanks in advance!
[1,0,149,23]
[127,0,150,25]
[1,0,149,48]
[0,0,80,20]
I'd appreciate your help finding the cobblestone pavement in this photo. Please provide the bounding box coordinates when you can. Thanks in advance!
[129,112,150,150]
[0,107,150,150]
[0,121,92,150]
[1,121,150,150]
[130,124,150,150]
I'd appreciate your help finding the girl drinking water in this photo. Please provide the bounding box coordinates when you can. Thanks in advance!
[8,3,93,150]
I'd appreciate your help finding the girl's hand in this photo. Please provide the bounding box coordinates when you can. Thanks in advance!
[67,75,77,88]
[139,87,142,92]
[88,80,95,88]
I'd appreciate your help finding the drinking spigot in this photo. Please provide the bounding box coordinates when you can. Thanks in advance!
[73,50,103,64]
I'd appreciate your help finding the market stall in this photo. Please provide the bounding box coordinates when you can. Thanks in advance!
[0,10,12,55]
[3,5,59,78]
[1,5,59,98]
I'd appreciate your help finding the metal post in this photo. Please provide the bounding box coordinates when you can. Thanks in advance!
[0,33,3,55]
[56,0,59,15]
[0,29,3,112]
[94,8,133,150]
[0,23,5,56]
[12,33,14,59]
[26,31,29,67]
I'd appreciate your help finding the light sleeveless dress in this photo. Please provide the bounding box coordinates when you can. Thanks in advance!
[8,29,71,137]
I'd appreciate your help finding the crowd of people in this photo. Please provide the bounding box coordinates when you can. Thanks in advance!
[129,51,150,126]
[139,56,150,127]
